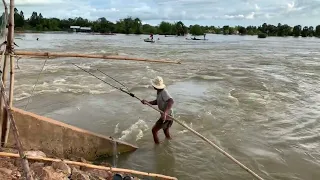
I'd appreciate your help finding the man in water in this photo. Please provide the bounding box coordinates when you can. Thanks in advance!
[141,76,174,144]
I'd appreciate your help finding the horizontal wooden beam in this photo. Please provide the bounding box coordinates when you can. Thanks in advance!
[0,152,178,180]
[2,51,181,64]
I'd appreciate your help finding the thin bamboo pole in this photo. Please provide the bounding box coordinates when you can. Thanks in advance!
[1,50,182,64]
[0,152,178,180]
[0,54,8,144]
[0,0,8,145]
[3,54,14,146]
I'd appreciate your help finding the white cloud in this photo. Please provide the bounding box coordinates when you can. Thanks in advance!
[255,4,260,10]
[246,12,255,19]
[287,1,295,11]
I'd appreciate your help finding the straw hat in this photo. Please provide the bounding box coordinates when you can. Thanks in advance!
[151,76,166,89]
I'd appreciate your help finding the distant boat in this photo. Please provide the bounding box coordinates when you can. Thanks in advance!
[186,37,208,41]
[144,38,155,43]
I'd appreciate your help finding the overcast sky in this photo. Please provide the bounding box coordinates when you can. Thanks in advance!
[11,0,320,27]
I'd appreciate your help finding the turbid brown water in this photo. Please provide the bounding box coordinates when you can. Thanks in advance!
[9,33,320,180]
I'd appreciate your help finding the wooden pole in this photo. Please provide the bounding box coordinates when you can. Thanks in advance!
[3,54,14,145]
[0,152,178,180]
[0,54,8,145]
[0,0,8,145]
[1,50,182,64]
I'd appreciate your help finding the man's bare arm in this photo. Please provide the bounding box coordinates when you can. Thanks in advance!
[148,99,157,105]
[164,98,174,113]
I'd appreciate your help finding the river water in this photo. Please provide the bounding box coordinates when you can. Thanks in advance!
[9,33,320,179]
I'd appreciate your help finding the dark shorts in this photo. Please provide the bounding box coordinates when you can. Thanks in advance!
[155,118,173,129]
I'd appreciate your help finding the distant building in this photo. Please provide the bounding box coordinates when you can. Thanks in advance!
[70,26,92,32]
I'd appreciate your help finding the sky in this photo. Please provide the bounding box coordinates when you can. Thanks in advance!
[8,0,320,27]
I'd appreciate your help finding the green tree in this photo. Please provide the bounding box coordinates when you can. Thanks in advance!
[301,26,309,37]
[142,24,157,34]
[133,18,142,34]
[222,25,229,35]
[308,26,314,37]
[175,21,187,36]
[238,26,247,35]
[158,21,173,35]
[190,24,203,35]
[292,25,301,37]
[315,25,320,37]
[14,8,24,28]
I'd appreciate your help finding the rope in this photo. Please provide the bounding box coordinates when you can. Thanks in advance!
[24,59,48,110]
[73,64,265,180]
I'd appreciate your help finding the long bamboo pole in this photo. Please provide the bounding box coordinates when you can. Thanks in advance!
[0,0,8,146]
[1,0,11,148]
[0,152,178,180]
[0,54,8,145]
[1,50,181,64]
[3,54,14,145]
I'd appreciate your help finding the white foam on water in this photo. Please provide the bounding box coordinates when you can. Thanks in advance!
[228,88,239,105]
[177,122,193,134]
[114,123,119,134]
[53,78,66,84]
[136,129,144,141]
[201,75,224,80]
[14,92,31,101]
[118,119,149,141]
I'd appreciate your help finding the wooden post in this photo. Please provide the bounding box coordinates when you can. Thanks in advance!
[0,54,8,145]
[1,0,14,147]
[0,0,8,145]
[3,54,14,145]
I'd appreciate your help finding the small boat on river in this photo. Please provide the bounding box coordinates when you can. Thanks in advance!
[144,38,155,43]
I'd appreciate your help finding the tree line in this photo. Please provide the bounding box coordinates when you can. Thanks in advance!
[1,8,320,37]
